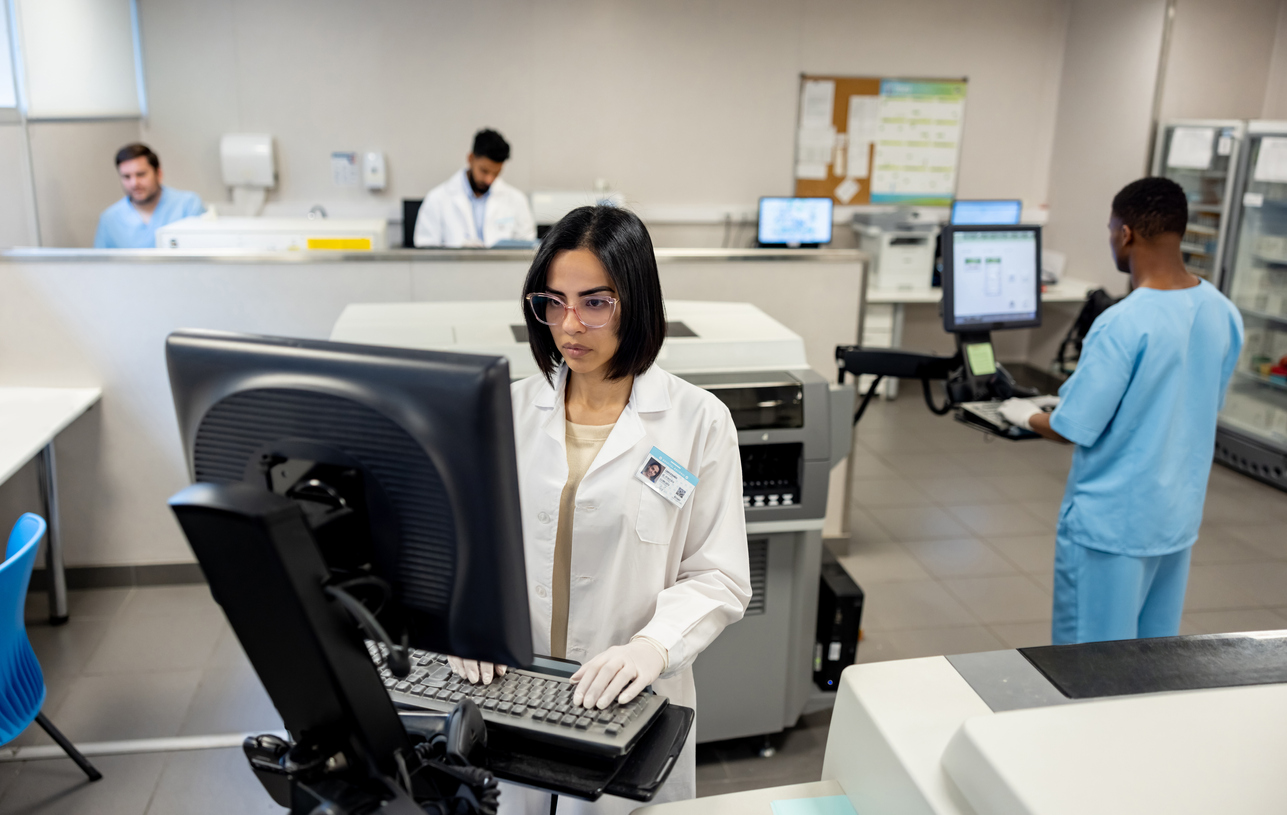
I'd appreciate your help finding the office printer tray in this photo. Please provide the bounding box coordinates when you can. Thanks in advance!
[480,703,694,802]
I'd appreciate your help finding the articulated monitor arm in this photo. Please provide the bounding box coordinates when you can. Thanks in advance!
[834,345,960,424]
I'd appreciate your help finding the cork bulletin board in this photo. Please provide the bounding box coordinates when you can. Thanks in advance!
[793,75,968,206]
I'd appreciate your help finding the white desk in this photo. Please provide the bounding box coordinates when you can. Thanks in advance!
[0,387,102,623]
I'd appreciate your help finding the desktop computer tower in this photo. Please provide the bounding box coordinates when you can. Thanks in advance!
[813,555,864,691]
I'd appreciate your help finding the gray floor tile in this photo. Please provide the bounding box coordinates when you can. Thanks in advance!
[885,625,1005,659]
[942,575,1051,624]
[0,761,21,804]
[1190,527,1276,564]
[950,452,1044,478]
[985,534,1055,574]
[118,585,220,620]
[1200,492,1284,526]
[83,613,226,675]
[851,477,934,508]
[25,619,111,683]
[1225,525,1287,559]
[881,452,974,478]
[843,507,896,546]
[854,631,900,664]
[987,621,1052,649]
[0,753,165,815]
[982,473,1067,501]
[180,631,282,736]
[1182,564,1266,611]
[146,748,285,814]
[1183,608,1287,635]
[1027,570,1054,594]
[866,505,972,542]
[945,503,1052,538]
[913,476,1009,505]
[845,453,900,480]
[902,539,1017,578]
[1019,499,1063,526]
[49,669,203,743]
[1195,562,1287,607]
[25,589,132,625]
[860,580,976,631]
[837,542,932,584]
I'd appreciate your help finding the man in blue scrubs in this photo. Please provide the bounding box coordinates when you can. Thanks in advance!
[1000,177,1244,644]
[94,144,204,248]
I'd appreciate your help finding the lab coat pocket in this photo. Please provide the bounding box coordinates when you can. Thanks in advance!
[635,482,677,545]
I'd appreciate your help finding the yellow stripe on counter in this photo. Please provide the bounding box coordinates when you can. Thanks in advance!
[306,237,373,251]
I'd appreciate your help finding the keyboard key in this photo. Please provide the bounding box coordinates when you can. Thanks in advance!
[497,702,512,713]
[513,705,527,717]
[530,709,545,721]
[394,682,411,693]
[597,711,613,723]
[449,692,464,702]
[560,714,578,727]
[483,700,498,710]
[575,717,592,729]
[605,725,620,736]
[383,678,397,689]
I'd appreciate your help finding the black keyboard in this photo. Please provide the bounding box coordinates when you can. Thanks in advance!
[367,644,667,757]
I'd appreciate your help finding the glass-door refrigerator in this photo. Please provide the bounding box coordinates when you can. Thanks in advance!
[1152,119,1245,287]
[1215,121,1287,490]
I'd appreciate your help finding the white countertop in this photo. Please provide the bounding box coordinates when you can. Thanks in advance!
[0,387,102,483]
[867,276,1097,305]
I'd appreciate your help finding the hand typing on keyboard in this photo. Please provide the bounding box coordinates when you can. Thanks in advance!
[445,655,506,685]
[571,639,666,709]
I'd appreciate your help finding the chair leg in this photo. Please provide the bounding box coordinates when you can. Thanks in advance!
[34,712,102,782]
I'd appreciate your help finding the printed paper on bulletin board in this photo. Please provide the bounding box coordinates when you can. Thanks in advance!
[793,76,967,207]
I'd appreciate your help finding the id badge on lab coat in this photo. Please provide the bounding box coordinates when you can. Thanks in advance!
[636,446,698,509]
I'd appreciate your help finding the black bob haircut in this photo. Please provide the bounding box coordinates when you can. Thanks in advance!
[521,206,666,383]
[472,129,511,163]
[115,143,159,170]
[1111,176,1188,239]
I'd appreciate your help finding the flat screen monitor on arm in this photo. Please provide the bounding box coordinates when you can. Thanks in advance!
[950,199,1022,226]
[757,197,833,247]
[941,225,1042,333]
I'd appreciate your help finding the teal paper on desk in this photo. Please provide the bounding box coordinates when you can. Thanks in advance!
[770,795,858,815]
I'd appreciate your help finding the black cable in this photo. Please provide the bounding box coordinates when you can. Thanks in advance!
[323,584,411,677]
[332,574,392,615]
[851,375,884,426]
[922,377,952,416]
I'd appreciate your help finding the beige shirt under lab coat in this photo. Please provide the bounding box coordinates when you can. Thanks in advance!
[501,363,752,814]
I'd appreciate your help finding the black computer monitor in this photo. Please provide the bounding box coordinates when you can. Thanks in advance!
[941,225,1042,333]
[166,329,533,667]
[950,199,1022,226]
[757,197,833,247]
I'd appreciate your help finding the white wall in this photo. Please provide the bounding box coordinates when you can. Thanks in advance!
[1159,0,1282,122]
[1043,0,1167,294]
[1262,2,1287,119]
[134,0,1071,227]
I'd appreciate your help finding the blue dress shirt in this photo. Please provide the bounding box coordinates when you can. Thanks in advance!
[463,172,490,242]
[1050,280,1244,557]
[94,187,205,248]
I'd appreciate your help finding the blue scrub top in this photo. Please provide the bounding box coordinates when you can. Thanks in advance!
[93,186,205,249]
[1050,280,1244,557]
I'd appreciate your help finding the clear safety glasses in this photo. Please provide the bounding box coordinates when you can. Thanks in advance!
[525,292,619,329]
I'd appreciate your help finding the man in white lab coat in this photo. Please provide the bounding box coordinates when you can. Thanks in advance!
[413,128,537,248]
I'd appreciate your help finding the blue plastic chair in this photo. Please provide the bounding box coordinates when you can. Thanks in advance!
[1,513,101,781]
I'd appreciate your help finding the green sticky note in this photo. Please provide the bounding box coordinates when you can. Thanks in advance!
[966,342,996,376]
[770,795,859,815]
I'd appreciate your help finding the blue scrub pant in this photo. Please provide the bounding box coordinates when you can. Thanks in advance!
[1051,538,1191,645]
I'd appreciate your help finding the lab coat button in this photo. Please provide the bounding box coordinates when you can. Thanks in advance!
[536,585,548,599]
[537,511,551,523]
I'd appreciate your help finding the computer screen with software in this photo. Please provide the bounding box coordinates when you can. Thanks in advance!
[758,197,833,246]
[951,199,1023,226]
[942,226,1042,332]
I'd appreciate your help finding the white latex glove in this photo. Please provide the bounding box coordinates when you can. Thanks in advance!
[571,639,666,709]
[446,655,507,685]
[998,397,1042,431]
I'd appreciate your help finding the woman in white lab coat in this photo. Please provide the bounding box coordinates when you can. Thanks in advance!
[449,206,752,814]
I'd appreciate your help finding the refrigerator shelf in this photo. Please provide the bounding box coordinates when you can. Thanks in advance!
[1238,307,1287,328]
[1233,369,1287,393]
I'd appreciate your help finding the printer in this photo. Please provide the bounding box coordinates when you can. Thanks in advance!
[330,300,854,743]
